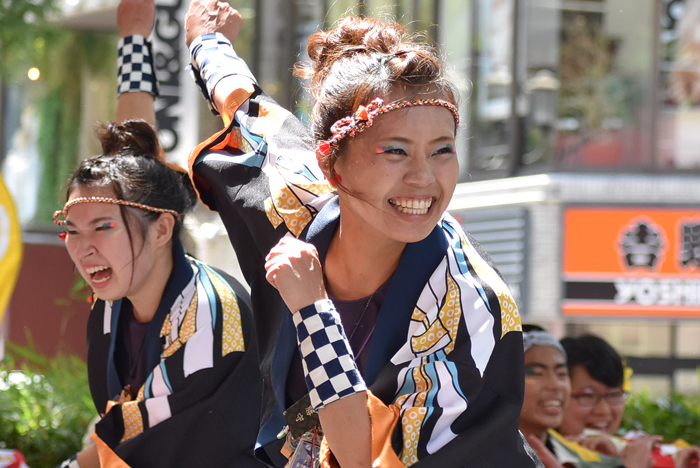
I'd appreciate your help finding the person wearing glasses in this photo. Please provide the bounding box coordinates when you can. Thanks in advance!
[519,325,659,468]
[559,334,700,468]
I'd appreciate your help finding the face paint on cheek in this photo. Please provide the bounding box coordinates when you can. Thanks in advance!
[107,229,123,239]
[99,222,123,239]
[525,376,537,385]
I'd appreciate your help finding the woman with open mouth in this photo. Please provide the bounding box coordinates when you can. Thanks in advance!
[52,2,264,466]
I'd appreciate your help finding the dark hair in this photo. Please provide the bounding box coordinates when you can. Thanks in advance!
[295,15,458,181]
[522,324,547,333]
[560,334,624,389]
[65,120,197,241]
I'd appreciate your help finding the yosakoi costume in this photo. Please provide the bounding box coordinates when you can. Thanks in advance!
[188,33,539,468]
[84,240,264,467]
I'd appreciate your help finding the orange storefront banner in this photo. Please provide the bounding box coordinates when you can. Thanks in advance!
[562,206,700,318]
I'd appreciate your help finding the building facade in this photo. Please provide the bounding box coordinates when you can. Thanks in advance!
[2,0,700,393]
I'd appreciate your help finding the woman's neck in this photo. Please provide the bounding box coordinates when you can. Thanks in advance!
[128,245,174,323]
[324,214,405,300]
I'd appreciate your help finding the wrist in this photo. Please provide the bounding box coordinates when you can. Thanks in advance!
[293,300,367,410]
[117,35,159,98]
[188,32,255,114]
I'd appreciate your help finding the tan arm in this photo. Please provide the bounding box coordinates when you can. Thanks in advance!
[319,393,372,468]
[115,0,157,125]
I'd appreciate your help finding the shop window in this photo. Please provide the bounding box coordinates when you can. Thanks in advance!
[658,0,700,169]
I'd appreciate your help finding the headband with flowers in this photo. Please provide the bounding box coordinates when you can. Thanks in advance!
[53,196,181,226]
[315,97,460,157]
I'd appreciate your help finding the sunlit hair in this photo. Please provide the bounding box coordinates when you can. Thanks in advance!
[65,120,196,240]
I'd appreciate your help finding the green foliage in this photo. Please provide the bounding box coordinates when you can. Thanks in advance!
[0,339,96,467]
[621,390,700,445]
[0,0,59,80]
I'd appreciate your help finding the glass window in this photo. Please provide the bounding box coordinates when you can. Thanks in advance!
[658,0,700,169]
[513,0,655,171]
[440,0,473,182]
[466,0,516,179]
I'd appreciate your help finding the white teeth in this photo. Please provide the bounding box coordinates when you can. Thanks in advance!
[85,265,109,274]
[542,401,562,407]
[92,275,111,284]
[389,198,433,215]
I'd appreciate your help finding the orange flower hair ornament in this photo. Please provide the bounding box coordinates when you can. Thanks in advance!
[316,97,460,157]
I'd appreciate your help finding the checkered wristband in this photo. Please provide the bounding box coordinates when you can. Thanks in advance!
[58,455,81,468]
[117,35,159,97]
[293,299,367,410]
[188,32,255,114]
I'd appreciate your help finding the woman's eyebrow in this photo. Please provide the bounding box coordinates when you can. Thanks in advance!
[381,135,455,145]
[65,216,114,227]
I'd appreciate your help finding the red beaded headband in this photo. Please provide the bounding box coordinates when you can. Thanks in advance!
[316,97,460,157]
[53,196,181,226]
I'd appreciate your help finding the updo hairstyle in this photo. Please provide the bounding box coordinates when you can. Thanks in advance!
[66,120,197,241]
[295,16,458,180]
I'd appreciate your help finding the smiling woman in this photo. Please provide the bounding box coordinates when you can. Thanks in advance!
[184,3,539,467]
[52,120,264,468]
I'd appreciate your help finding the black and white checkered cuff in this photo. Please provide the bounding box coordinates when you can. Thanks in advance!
[189,33,255,113]
[117,35,159,97]
[58,455,81,468]
[293,299,367,410]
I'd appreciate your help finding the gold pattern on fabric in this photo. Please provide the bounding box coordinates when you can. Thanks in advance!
[457,230,521,338]
[204,266,245,355]
[160,315,171,339]
[398,405,428,466]
[120,401,144,442]
[410,272,462,355]
[265,184,314,237]
[264,197,284,228]
[161,293,199,358]
[223,127,252,154]
[394,363,432,466]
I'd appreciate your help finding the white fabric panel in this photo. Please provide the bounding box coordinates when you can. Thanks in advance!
[183,280,214,377]
[426,362,468,453]
[149,364,173,397]
[448,248,495,377]
[145,395,172,428]
[103,302,113,335]
[194,275,213,330]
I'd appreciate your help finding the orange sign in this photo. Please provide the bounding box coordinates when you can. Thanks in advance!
[562,206,700,318]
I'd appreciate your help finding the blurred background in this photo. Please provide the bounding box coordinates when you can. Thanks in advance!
[1,0,700,438]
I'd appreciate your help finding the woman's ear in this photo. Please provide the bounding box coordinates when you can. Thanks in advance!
[316,150,332,180]
[152,213,176,248]
[317,150,341,186]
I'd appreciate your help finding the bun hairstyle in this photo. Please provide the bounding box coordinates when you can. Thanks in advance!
[295,16,458,179]
[66,120,197,240]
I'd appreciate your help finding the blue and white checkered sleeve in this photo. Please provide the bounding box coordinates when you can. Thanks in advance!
[188,32,256,115]
[117,35,159,97]
[293,299,367,410]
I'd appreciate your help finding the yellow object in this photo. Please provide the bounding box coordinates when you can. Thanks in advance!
[622,363,634,393]
[0,175,22,325]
